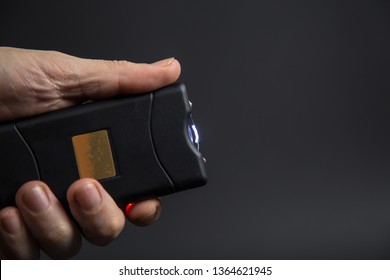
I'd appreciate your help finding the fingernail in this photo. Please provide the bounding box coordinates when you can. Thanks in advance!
[23,186,50,213]
[1,210,21,235]
[152,57,176,67]
[134,204,161,226]
[74,182,102,211]
[154,204,161,220]
[125,203,135,216]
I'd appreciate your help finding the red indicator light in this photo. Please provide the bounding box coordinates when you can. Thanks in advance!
[125,203,135,216]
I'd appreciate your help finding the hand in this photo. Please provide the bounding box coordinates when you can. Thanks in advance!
[0,47,181,259]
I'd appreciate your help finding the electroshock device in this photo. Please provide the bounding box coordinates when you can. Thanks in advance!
[0,83,207,209]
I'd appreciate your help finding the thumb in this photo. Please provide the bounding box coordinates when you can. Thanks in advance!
[56,55,181,100]
[0,48,181,121]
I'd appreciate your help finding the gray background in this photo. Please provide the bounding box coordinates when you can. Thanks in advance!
[1,0,390,259]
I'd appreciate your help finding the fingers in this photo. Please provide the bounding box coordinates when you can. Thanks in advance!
[67,180,162,243]
[0,179,161,259]
[125,198,161,227]
[67,179,125,246]
[14,181,81,259]
[0,207,39,259]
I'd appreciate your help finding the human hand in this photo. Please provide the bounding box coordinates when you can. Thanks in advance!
[0,47,181,259]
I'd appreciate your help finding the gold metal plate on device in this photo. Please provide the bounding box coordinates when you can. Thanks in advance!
[72,130,116,180]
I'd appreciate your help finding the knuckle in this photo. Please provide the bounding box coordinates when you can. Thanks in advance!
[111,60,133,69]
[101,216,124,239]
[42,222,73,245]
[88,216,124,246]
[39,222,81,259]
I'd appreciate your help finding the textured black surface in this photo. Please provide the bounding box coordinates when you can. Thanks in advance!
[0,124,39,207]
[14,91,178,208]
[1,0,390,259]
[151,83,207,190]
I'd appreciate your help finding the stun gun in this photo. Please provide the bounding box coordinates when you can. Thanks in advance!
[0,83,207,209]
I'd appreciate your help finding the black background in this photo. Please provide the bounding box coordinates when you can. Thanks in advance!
[1,0,390,259]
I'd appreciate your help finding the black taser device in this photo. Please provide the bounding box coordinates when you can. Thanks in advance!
[0,83,207,209]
